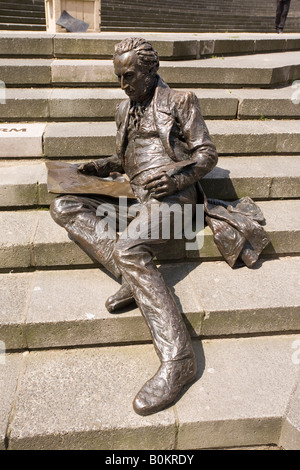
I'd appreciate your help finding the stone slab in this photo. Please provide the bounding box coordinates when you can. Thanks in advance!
[188,257,300,337]
[0,198,299,272]
[2,85,300,121]
[0,118,299,159]
[0,33,54,57]
[206,120,300,155]
[8,344,176,450]
[48,87,239,120]
[280,372,300,449]
[53,35,199,60]
[0,88,50,120]
[0,58,52,84]
[0,210,38,269]
[0,162,41,207]
[25,263,203,349]
[234,85,300,119]
[44,122,116,157]
[0,123,46,158]
[176,335,300,449]
[19,119,300,158]
[263,120,300,154]
[202,155,300,200]
[1,32,300,60]
[0,353,23,449]
[49,51,300,87]
[0,273,33,349]
[49,88,125,120]
[51,59,117,85]
[7,335,300,449]
[1,257,300,350]
[0,156,298,208]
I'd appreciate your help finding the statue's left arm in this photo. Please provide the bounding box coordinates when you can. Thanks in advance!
[171,91,218,191]
[146,91,218,198]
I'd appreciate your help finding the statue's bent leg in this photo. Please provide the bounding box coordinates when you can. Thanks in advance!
[50,194,121,279]
[113,197,197,415]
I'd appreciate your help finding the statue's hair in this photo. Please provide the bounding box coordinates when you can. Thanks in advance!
[113,37,159,73]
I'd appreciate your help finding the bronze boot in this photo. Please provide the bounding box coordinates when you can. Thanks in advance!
[133,356,197,416]
[105,280,135,313]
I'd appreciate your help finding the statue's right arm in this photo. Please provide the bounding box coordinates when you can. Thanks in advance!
[78,155,124,177]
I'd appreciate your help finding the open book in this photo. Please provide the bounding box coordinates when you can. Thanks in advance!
[46,161,135,199]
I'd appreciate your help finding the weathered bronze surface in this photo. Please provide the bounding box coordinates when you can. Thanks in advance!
[49,38,269,416]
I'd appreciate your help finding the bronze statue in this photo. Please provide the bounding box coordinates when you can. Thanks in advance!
[49,38,269,416]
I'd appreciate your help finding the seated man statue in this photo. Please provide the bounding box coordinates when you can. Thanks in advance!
[50,38,268,416]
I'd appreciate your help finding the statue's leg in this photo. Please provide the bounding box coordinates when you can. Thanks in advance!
[50,194,121,279]
[112,190,197,415]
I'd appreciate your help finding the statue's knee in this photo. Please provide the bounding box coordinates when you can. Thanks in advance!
[113,239,133,265]
[50,196,72,225]
[50,197,62,220]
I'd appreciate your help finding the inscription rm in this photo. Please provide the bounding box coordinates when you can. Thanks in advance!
[0,128,27,132]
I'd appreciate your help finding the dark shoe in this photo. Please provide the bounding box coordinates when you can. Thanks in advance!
[105,282,135,313]
[133,357,197,416]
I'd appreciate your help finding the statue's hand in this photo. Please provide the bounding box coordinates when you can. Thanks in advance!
[77,161,98,175]
[145,172,178,199]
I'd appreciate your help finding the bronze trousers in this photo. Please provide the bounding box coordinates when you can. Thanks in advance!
[50,187,197,363]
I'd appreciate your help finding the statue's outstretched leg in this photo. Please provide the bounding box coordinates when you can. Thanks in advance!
[113,196,197,415]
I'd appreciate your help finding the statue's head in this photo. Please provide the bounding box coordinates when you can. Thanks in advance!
[113,38,159,103]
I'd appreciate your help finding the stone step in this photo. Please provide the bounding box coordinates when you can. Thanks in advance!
[0,9,45,18]
[101,25,300,33]
[1,333,299,449]
[1,120,300,158]
[100,13,299,28]
[1,86,300,121]
[0,2,45,11]
[0,0,44,4]
[1,255,300,349]
[0,199,299,274]
[1,51,300,87]
[102,0,300,15]
[1,32,300,59]
[0,155,299,208]
[0,23,45,31]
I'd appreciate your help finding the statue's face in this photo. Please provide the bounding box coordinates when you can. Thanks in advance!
[114,50,156,103]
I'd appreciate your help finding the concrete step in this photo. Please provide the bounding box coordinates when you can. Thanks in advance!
[101,25,300,33]
[1,333,299,449]
[0,23,45,31]
[1,256,300,349]
[0,9,45,18]
[0,250,300,350]
[1,32,300,59]
[1,120,300,158]
[0,155,299,207]
[0,199,299,273]
[1,51,300,87]
[0,2,45,11]
[1,85,300,121]
[102,0,300,15]
[0,16,45,25]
